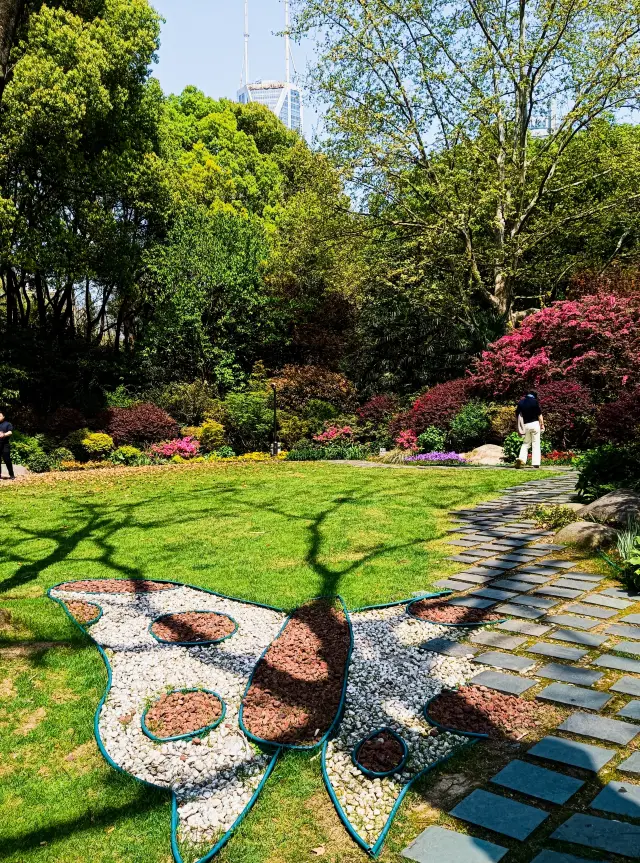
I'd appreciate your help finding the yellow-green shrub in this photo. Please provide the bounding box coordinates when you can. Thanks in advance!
[489,406,515,440]
[82,432,114,459]
[199,421,225,452]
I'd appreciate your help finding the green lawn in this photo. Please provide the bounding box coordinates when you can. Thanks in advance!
[0,461,557,863]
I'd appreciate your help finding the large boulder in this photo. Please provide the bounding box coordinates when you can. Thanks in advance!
[555,520,617,550]
[578,489,640,528]
[464,444,505,465]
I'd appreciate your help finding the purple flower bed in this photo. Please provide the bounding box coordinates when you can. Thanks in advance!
[406,451,467,465]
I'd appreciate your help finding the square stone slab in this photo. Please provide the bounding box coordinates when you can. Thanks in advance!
[420,638,479,657]
[583,593,632,610]
[471,670,537,695]
[492,578,541,592]
[448,596,496,609]
[529,736,616,771]
[619,751,640,774]
[449,789,549,840]
[536,683,611,711]
[558,711,640,744]
[607,623,640,639]
[594,654,640,674]
[528,642,587,661]
[535,586,584,599]
[559,572,604,582]
[477,559,521,571]
[591,780,640,819]
[545,615,600,631]
[447,539,482,547]
[621,614,640,626]
[554,579,605,591]
[474,651,537,672]
[537,663,603,686]
[495,603,546,619]
[565,603,617,620]
[613,641,640,657]
[457,549,498,559]
[551,813,640,858]
[459,566,509,579]
[497,620,551,636]
[617,700,640,721]
[539,560,578,569]
[470,631,527,650]
[531,852,607,863]
[611,676,640,697]
[532,544,566,551]
[491,759,584,804]
[498,553,539,563]
[549,628,607,647]
[602,588,640,600]
[435,579,476,591]
[401,826,508,863]
[510,594,559,609]
[506,573,552,585]
[472,588,519,601]
[447,555,485,564]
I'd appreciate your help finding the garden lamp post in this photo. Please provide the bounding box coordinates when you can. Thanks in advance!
[270,384,280,456]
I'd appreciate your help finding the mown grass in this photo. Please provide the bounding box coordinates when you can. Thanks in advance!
[0,461,558,863]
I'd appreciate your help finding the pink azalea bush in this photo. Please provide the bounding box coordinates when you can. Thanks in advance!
[150,437,200,459]
[313,425,353,443]
[395,429,418,450]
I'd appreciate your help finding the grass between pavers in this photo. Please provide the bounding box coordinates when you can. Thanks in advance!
[0,461,561,863]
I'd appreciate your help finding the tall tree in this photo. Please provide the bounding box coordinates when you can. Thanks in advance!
[295,0,640,317]
[0,0,25,102]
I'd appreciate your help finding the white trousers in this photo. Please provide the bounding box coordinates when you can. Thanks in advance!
[519,421,541,466]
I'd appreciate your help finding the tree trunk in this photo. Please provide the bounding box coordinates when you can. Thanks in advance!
[0,0,26,104]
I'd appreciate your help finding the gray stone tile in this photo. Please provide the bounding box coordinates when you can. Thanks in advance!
[498,553,539,563]
[553,578,606,591]
[613,641,640,656]
[559,572,604,582]
[447,555,484,564]
[504,573,552,585]
[459,567,508,580]
[584,593,632,610]
[602,588,640,600]
[559,711,640,744]
[491,759,584,804]
[492,578,543,591]
[531,852,607,863]
[529,736,616,771]
[537,663,603,686]
[454,571,496,584]
[535,586,584,599]
[510,594,559,609]
[544,615,601,630]
[477,559,522,571]
[420,638,479,657]
[565,603,617,620]
[619,751,640,774]
[536,683,611,711]
[611,676,640,697]
[490,538,529,547]
[474,651,537,672]
[617,700,640,721]
[532,544,566,551]
[607,623,640,639]
[457,549,498,559]
[470,631,527,650]
[594,654,640,674]
[591,780,640,818]
[520,567,567,577]
[539,560,578,569]
[447,538,482,547]
[495,603,546,619]
[435,579,475,591]
[471,670,537,695]
[449,789,549,840]
[528,642,587,661]
[472,588,518,601]
[497,620,551,636]
[401,826,508,863]
[448,596,496,609]
[549,628,607,647]
[621,614,640,626]
[551,812,640,857]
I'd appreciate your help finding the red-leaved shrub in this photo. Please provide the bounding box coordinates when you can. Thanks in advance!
[97,404,179,445]
[44,407,87,438]
[472,293,640,401]
[270,365,356,411]
[396,379,470,435]
[537,382,596,449]
[356,395,399,425]
[596,388,640,445]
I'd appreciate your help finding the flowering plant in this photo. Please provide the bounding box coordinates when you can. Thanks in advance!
[406,451,467,464]
[150,437,200,460]
[542,450,576,465]
[395,429,418,450]
[313,425,353,443]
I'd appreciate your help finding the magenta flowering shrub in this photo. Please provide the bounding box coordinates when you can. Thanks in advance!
[150,437,200,460]
[313,425,353,443]
[395,430,418,450]
[406,452,467,464]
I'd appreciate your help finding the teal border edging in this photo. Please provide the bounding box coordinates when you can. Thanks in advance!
[238,595,354,752]
[406,597,507,628]
[47,584,280,863]
[321,735,476,858]
[350,590,450,613]
[141,688,227,743]
[61,599,103,627]
[352,727,409,778]
[149,611,239,646]
[423,689,489,740]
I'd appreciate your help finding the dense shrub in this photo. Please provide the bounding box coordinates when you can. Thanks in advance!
[395,430,418,450]
[406,452,467,465]
[199,421,226,452]
[43,407,87,439]
[62,428,92,458]
[104,386,139,408]
[286,443,371,461]
[448,402,491,451]
[473,293,640,401]
[537,382,595,449]
[314,425,353,443]
[301,399,340,432]
[417,426,447,453]
[50,447,75,465]
[356,395,399,425]
[400,378,470,435]
[271,365,356,412]
[223,391,272,452]
[596,388,640,445]
[150,438,200,460]
[97,404,179,446]
[278,416,310,447]
[25,450,51,473]
[82,432,114,459]
[155,381,218,425]
[503,432,552,463]
[489,406,516,440]
[576,444,640,498]
[109,446,148,466]
[523,504,579,529]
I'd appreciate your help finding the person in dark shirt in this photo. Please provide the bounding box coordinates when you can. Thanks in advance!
[515,392,545,468]
[0,412,15,479]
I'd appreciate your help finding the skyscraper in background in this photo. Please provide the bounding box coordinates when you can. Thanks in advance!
[237,0,303,134]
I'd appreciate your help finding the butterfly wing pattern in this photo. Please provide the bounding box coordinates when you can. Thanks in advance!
[49,581,475,862]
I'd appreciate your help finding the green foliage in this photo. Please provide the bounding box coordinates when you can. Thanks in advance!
[25,450,51,473]
[213,445,236,459]
[50,447,75,465]
[109,445,149,466]
[576,444,640,499]
[279,415,311,447]
[503,432,552,463]
[199,421,225,453]
[286,443,371,461]
[448,403,491,451]
[62,428,92,459]
[523,504,579,530]
[81,432,114,459]
[105,386,139,409]
[417,427,447,453]
[223,390,273,453]
[302,399,340,430]
[154,381,218,426]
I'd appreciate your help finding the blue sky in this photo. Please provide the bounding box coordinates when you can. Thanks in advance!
[151,1,319,134]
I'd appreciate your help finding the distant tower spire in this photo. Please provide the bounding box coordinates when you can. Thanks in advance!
[244,0,250,86]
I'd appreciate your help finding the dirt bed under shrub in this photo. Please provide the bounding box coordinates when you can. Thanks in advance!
[65,600,100,624]
[57,579,175,593]
[356,731,405,774]
[242,598,350,747]
[151,612,236,643]
[145,690,223,738]
[409,598,502,625]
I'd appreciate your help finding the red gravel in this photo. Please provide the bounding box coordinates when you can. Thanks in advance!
[57,579,175,593]
[409,599,502,625]
[151,612,236,643]
[145,690,223,738]
[356,731,405,773]
[426,685,551,739]
[65,600,100,625]
[242,598,350,746]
